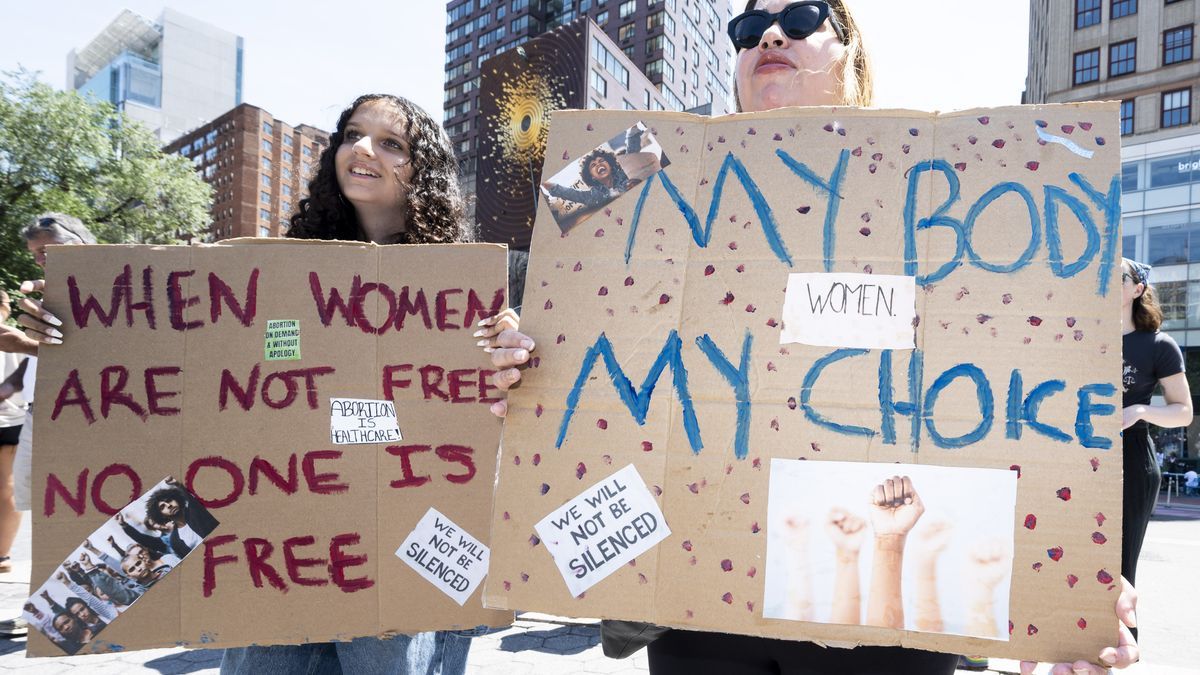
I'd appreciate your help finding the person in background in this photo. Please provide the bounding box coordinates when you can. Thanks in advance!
[1121,259,1191,593]
[0,214,95,640]
[0,290,27,577]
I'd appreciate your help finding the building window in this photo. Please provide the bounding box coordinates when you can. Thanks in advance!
[259,226,270,237]
[1121,163,1138,193]
[262,157,272,171]
[1074,0,1100,29]
[597,10,608,25]
[282,150,293,163]
[282,167,292,181]
[262,139,273,153]
[1120,99,1134,135]
[619,22,636,41]
[282,185,292,197]
[260,208,270,221]
[590,69,607,97]
[1162,88,1191,128]
[1164,25,1194,66]
[647,10,664,31]
[646,58,665,78]
[302,146,313,157]
[261,191,271,204]
[284,134,293,146]
[623,99,636,110]
[205,130,218,145]
[619,0,636,19]
[1109,39,1136,77]
[262,174,271,187]
[262,121,272,135]
[1110,0,1135,20]
[1072,49,1100,85]
[592,36,630,87]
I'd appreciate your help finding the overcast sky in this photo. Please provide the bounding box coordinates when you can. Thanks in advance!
[1,0,1029,132]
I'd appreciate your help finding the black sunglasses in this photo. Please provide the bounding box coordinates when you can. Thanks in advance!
[727,1,847,51]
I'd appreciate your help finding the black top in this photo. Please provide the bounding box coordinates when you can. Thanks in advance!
[1122,330,1184,428]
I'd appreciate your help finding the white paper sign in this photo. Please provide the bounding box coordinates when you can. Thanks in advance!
[534,464,671,597]
[329,398,402,444]
[780,273,917,349]
[396,507,490,606]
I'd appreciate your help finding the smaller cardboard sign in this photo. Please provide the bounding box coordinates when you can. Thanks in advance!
[328,398,402,445]
[263,319,301,361]
[396,508,490,606]
[780,273,916,349]
[23,477,218,655]
[534,464,670,597]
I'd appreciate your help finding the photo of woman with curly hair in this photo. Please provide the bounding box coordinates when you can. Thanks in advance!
[539,121,668,232]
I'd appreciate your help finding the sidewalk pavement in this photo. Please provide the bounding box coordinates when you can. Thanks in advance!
[0,508,1194,674]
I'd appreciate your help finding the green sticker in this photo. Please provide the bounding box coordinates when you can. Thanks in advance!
[265,320,301,361]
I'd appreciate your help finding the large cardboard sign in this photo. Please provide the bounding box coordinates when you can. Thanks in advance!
[486,105,1122,664]
[31,240,513,655]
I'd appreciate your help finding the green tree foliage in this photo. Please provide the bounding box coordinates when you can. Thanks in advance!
[0,70,212,290]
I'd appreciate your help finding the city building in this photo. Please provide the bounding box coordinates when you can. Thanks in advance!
[445,0,736,218]
[1026,0,1200,454]
[163,104,329,241]
[474,17,675,246]
[68,8,244,143]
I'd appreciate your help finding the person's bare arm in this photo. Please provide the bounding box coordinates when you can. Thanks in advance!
[825,508,865,625]
[912,519,952,632]
[865,476,924,629]
[0,324,38,357]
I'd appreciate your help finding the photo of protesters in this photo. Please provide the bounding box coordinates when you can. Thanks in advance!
[24,582,104,655]
[763,461,1017,640]
[21,477,218,655]
[539,121,669,232]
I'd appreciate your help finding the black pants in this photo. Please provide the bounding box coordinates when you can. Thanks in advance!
[1122,426,1159,587]
[647,629,959,675]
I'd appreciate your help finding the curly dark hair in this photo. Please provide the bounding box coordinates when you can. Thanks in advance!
[579,149,628,191]
[144,486,190,528]
[288,94,471,243]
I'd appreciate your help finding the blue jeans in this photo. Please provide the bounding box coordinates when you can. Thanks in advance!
[221,630,478,675]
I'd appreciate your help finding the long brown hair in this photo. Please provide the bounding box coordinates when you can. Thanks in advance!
[288,94,470,243]
[1127,261,1163,332]
[734,0,875,110]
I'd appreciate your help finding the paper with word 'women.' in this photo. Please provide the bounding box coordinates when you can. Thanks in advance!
[30,240,513,655]
[486,105,1121,665]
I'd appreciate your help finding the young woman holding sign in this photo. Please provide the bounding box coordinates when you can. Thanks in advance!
[481,1,1142,673]
[213,94,481,675]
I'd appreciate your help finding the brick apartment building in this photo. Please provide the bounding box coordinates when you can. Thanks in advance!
[164,103,329,241]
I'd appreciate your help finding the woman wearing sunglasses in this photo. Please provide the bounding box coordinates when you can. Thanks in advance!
[631,2,1143,674]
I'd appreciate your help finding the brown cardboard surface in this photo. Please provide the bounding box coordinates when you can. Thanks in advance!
[486,105,1123,664]
[30,240,513,656]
